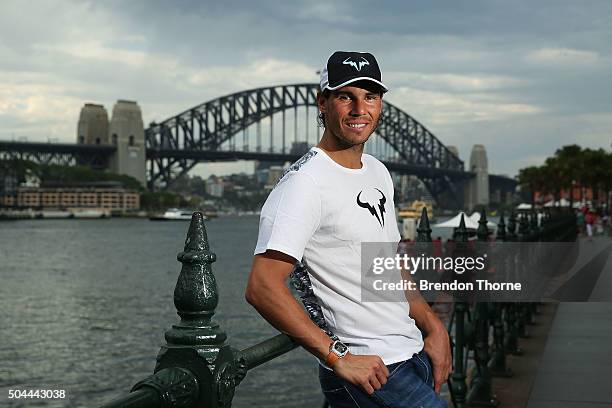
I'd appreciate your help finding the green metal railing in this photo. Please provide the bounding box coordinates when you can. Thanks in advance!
[100,207,577,408]
[100,212,298,408]
[415,207,576,408]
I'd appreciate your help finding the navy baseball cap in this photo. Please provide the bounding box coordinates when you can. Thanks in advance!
[319,51,388,93]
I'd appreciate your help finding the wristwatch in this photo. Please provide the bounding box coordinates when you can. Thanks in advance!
[325,340,349,367]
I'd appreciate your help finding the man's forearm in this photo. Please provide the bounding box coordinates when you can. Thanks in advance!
[408,298,446,335]
[408,297,452,393]
[246,279,332,360]
[401,267,446,335]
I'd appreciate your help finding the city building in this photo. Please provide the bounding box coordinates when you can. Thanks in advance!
[0,181,139,211]
[205,176,224,198]
[265,166,284,189]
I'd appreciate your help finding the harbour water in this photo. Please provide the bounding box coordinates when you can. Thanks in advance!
[0,214,493,407]
[0,216,321,407]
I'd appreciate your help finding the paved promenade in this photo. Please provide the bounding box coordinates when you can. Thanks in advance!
[527,236,612,408]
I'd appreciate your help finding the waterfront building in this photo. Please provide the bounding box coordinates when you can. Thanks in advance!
[254,167,269,185]
[1,181,139,211]
[205,176,224,198]
[0,194,16,206]
[265,166,284,190]
[534,185,608,208]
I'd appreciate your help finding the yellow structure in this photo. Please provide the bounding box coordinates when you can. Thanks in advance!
[397,200,434,221]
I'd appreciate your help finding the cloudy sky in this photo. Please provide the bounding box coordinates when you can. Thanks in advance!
[1,0,611,177]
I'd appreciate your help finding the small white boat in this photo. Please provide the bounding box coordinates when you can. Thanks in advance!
[72,209,110,219]
[39,210,72,219]
[149,208,205,221]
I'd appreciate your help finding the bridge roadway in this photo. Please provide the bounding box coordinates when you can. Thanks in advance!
[0,140,116,169]
[1,82,518,202]
[147,148,473,180]
[0,139,516,208]
[0,139,473,180]
[0,140,116,155]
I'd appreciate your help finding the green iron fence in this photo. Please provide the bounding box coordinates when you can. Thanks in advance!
[100,207,577,408]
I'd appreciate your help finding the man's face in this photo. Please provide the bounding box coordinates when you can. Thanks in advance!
[318,82,383,148]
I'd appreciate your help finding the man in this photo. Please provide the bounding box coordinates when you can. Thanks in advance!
[585,209,595,240]
[246,51,451,407]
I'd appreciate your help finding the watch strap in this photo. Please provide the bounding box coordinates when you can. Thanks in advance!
[325,350,341,367]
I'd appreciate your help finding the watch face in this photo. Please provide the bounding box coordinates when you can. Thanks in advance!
[333,341,348,354]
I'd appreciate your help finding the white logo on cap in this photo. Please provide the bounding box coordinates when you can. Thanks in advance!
[342,57,370,72]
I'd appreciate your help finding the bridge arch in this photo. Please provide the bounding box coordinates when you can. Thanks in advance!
[145,83,466,204]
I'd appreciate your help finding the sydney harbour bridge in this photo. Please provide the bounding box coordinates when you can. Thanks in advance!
[0,83,514,208]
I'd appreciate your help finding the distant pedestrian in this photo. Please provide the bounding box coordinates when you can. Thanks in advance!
[585,210,596,241]
[576,210,585,235]
[432,236,443,258]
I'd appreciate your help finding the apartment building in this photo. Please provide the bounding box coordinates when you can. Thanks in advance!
[2,182,140,211]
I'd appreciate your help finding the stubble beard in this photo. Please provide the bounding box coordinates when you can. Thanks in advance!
[329,116,381,150]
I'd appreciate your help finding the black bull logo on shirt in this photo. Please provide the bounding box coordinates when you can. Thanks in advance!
[356,188,387,228]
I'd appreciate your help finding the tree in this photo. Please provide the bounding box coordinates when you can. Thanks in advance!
[518,166,546,206]
[554,145,583,205]
[518,145,612,211]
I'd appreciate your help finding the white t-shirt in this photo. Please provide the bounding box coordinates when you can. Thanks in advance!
[254,147,424,364]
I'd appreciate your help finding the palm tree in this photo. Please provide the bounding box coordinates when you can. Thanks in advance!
[555,145,583,206]
[518,166,546,207]
[604,152,612,211]
[543,156,566,206]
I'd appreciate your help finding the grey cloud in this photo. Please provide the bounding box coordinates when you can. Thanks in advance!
[0,0,610,177]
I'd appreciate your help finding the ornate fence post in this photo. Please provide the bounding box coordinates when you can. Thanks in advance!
[416,207,433,242]
[530,210,539,237]
[507,211,517,242]
[449,214,469,408]
[516,213,530,338]
[99,212,244,408]
[467,209,499,407]
[503,211,522,356]
[528,211,541,319]
[488,212,512,378]
[154,212,247,408]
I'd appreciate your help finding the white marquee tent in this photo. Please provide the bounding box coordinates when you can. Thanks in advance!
[469,212,497,228]
[433,212,480,229]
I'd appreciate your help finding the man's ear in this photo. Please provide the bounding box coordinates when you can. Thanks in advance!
[316,91,327,113]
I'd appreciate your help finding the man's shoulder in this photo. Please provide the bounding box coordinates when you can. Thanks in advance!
[274,149,321,189]
[363,153,391,174]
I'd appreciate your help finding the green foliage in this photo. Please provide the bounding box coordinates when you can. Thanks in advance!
[140,191,183,210]
[0,160,144,191]
[517,145,612,206]
[37,163,145,191]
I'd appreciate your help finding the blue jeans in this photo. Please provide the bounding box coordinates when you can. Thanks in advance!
[319,350,448,408]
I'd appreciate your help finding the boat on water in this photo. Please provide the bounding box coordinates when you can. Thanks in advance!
[397,200,435,221]
[34,209,111,219]
[37,210,73,219]
[71,209,111,219]
[149,208,207,221]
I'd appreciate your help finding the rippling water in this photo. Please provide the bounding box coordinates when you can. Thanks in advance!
[0,216,321,407]
[1,214,495,407]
